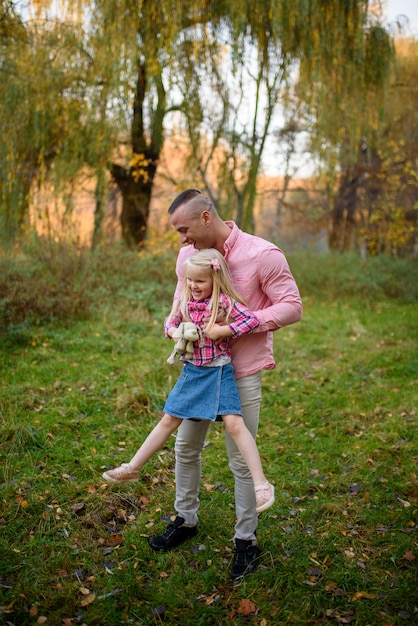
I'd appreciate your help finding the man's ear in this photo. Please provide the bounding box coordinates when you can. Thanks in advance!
[201,210,212,226]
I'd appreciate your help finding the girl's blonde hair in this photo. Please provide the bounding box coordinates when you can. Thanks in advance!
[173,249,246,329]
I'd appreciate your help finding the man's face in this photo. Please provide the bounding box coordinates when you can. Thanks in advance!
[170,205,213,249]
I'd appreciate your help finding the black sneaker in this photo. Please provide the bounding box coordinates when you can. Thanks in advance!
[230,538,261,582]
[149,516,197,552]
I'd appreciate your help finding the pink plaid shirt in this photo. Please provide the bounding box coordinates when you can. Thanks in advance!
[165,293,260,366]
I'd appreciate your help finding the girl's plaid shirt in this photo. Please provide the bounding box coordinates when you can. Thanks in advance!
[165,293,260,366]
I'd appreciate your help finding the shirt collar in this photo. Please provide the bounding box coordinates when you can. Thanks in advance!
[223,221,239,256]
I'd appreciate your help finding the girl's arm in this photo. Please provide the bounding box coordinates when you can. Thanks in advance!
[164,306,183,338]
[205,300,260,341]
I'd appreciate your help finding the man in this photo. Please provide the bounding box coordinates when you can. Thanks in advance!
[149,189,302,581]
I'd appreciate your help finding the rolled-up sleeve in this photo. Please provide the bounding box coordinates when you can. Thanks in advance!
[252,248,302,331]
[228,300,260,338]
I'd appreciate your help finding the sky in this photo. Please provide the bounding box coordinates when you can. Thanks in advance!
[384,0,418,36]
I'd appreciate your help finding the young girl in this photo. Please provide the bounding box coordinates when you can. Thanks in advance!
[102,249,275,514]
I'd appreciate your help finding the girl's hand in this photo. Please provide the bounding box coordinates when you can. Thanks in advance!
[204,323,232,341]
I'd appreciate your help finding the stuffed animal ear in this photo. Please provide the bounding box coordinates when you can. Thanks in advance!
[176,337,187,351]
[167,351,177,365]
[167,323,185,365]
[172,323,185,339]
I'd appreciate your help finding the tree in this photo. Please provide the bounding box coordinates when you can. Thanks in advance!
[327,37,418,256]
[169,28,295,232]
[3,0,394,248]
[0,1,113,245]
[159,1,395,237]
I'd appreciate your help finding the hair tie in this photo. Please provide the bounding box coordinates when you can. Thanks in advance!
[211,259,221,271]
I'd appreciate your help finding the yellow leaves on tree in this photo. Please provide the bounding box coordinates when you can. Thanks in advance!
[130,153,150,184]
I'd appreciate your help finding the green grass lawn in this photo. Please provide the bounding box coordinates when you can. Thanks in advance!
[0,253,417,625]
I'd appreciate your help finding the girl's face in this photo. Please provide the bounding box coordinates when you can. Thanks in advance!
[186,266,213,301]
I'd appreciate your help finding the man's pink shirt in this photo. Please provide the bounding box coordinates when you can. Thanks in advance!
[173,221,303,379]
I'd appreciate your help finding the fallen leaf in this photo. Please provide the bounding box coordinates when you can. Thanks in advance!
[307,567,321,577]
[107,534,124,546]
[325,609,353,623]
[0,580,12,589]
[351,591,375,601]
[151,605,165,619]
[79,587,90,596]
[80,594,95,607]
[403,551,415,561]
[191,544,206,553]
[237,598,257,615]
[71,502,85,515]
[398,612,413,620]
[197,592,219,605]
[395,496,411,508]
[325,581,346,597]
[344,548,356,559]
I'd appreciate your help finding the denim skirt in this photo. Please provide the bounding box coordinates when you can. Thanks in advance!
[164,362,242,421]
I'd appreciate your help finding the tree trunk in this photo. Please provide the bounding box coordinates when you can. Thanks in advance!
[92,168,106,248]
[328,173,358,252]
[328,146,382,252]
[109,60,163,248]
[111,156,157,248]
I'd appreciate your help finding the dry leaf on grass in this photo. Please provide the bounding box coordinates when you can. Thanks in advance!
[351,591,376,601]
[237,598,257,615]
[78,586,96,607]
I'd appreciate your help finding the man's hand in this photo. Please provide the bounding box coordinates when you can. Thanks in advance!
[202,309,227,326]
[204,323,232,342]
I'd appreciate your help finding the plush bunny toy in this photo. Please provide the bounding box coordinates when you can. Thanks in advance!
[167,322,204,365]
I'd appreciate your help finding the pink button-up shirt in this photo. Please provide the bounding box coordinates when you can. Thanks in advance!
[173,222,302,379]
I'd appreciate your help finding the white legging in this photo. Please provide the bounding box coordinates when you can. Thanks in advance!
[174,371,262,541]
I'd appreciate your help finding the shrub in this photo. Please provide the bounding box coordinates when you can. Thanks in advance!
[288,251,417,303]
[0,236,178,333]
[1,240,416,336]
[0,241,91,330]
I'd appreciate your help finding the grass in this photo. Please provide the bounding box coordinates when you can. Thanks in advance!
[0,245,417,625]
